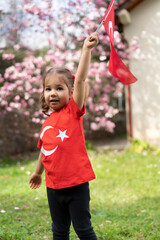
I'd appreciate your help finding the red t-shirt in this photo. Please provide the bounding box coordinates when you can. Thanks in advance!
[37,97,96,189]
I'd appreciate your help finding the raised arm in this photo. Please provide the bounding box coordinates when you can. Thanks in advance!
[73,32,99,110]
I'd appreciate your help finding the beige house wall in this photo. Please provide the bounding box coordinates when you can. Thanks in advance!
[124,0,160,146]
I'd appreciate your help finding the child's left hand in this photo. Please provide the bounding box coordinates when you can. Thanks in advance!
[29,172,42,189]
[83,32,99,49]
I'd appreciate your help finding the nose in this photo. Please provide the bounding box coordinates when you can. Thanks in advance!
[50,89,57,96]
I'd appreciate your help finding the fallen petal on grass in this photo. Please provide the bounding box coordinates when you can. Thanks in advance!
[0,210,6,213]
[99,224,104,228]
[106,220,112,223]
[14,207,21,210]
[141,209,146,213]
[43,235,52,239]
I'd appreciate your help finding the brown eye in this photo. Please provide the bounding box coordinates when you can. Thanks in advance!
[57,87,63,91]
[45,87,51,91]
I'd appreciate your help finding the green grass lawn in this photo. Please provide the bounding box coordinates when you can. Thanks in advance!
[0,146,160,240]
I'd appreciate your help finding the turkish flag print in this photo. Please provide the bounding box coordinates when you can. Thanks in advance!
[102,0,137,85]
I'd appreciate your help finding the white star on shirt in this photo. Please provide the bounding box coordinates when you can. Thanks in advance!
[56,129,69,142]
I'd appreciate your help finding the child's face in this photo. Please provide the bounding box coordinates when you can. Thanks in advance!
[44,74,73,111]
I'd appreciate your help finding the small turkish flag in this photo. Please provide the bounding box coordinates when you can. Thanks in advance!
[102,0,115,43]
[102,0,137,85]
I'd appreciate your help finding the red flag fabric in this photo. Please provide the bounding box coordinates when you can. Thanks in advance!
[102,0,137,85]
[109,42,137,85]
[102,0,115,43]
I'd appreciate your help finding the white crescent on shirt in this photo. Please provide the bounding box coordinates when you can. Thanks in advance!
[40,126,69,156]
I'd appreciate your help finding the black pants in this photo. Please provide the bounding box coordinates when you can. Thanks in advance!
[47,182,97,240]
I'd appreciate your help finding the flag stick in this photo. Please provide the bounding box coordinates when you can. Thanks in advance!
[96,20,105,32]
[89,20,105,42]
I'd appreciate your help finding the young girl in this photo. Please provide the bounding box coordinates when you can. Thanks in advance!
[29,32,99,240]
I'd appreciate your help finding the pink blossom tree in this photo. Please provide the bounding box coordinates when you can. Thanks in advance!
[0,0,128,154]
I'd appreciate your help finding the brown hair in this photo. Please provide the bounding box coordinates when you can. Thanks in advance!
[40,67,74,116]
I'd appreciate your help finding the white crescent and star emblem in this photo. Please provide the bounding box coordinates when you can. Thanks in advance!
[40,126,69,156]
[56,129,69,142]
[109,20,114,42]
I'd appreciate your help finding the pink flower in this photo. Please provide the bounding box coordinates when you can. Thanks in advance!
[15,130,20,134]
[6,35,16,42]
[21,100,27,107]
[12,27,19,31]
[103,84,111,93]
[6,107,12,112]
[34,133,39,138]
[105,121,115,133]
[24,111,29,116]
[14,96,20,101]
[17,86,23,92]
[41,119,45,124]
[100,95,109,104]
[48,38,52,46]
[4,73,10,79]
[1,100,8,106]
[14,45,20,50]
[95,74,102,83]
[91,122,99,131]
[0,74,3,83]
